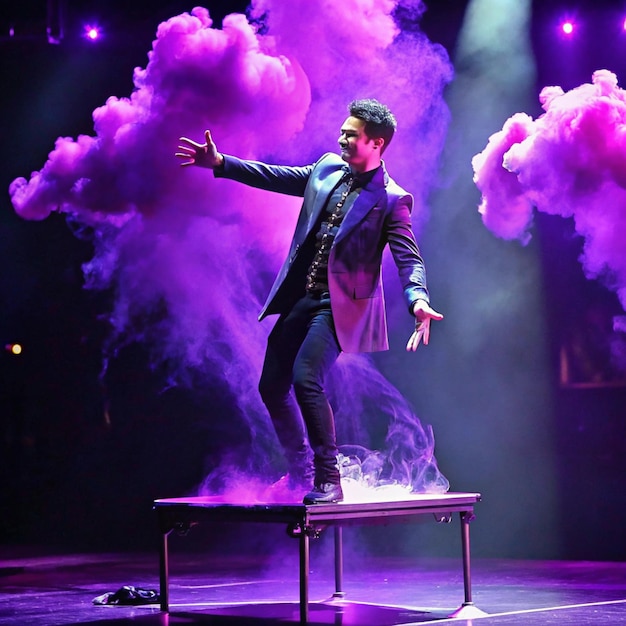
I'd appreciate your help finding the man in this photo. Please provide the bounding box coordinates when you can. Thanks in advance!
[176,99,443,504]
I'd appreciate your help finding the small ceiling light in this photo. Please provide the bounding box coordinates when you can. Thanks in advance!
[83,24,101,41]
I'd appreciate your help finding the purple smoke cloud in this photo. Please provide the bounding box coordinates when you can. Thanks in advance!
[9,1,452,492]
[472,69,626,312]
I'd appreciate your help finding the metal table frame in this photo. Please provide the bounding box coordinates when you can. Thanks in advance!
[154,492,483,624]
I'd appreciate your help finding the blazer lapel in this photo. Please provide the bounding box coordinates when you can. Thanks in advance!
[304,168,347,236]
[334,165,387,245]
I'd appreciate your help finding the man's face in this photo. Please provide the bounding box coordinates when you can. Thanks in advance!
[338,116,381,172]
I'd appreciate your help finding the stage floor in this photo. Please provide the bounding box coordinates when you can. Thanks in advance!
[1,547,625,625]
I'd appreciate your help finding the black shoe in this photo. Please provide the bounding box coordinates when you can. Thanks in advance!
[303,482,344,504]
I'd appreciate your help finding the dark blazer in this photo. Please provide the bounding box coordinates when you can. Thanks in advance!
[216,152,429,353]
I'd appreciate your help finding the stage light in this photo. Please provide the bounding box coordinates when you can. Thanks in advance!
[4,343,23,355]
[561,21,574,35]
[83,24,101,41]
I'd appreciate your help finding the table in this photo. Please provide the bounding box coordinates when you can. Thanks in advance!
[154,492,484,624]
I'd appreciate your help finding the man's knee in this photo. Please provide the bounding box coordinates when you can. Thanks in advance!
[292,371,322,400]
[259,374,290,406]
[258,376,274,404]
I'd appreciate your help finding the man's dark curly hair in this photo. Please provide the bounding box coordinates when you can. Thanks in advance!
[349,98,397,153]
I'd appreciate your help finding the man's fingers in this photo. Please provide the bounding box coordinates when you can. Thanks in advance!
[176,136,209,167]
[178,136,204,149]
[405,333,415,351]
[406,328,423,352]
[405,332,414,351]
[174,149,195,167]
[406,317,434,351]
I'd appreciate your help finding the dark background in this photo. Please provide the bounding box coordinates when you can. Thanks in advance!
[1,0,625,561]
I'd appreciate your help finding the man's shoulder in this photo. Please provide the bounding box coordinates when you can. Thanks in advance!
[386,177,409,197]
[381,172,413,212]
[380,164,410,199]
[313,152,345,169]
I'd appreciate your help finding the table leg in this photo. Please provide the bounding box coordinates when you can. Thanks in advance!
[159,530,170,612]
[460,510,473,605]
[460,511,474,604]
[333,526,346,599]
[448,510,487,619]
[299,530,310,624]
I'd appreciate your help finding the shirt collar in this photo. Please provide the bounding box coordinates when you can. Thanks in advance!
[342,165,380,188]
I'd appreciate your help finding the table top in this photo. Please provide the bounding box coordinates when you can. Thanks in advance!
[154,492,482,525]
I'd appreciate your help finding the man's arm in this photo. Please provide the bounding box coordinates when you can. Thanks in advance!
[384,194,443,350]
[176,130,313,196]
[216,155,313,197]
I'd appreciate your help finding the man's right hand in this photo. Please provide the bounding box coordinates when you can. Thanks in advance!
[176,130,224,169]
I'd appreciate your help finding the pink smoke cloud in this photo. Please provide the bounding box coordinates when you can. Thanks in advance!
[10,7,311,224]
[249,0,453,218]
[8,1,452,490]
[472,69,626,311]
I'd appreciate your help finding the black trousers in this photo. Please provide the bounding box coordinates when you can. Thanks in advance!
[258,292,342,486]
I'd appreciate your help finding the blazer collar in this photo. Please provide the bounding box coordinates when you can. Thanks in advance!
[334,163,388,244]
[343,161,387,190]
[305,160,388,240]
